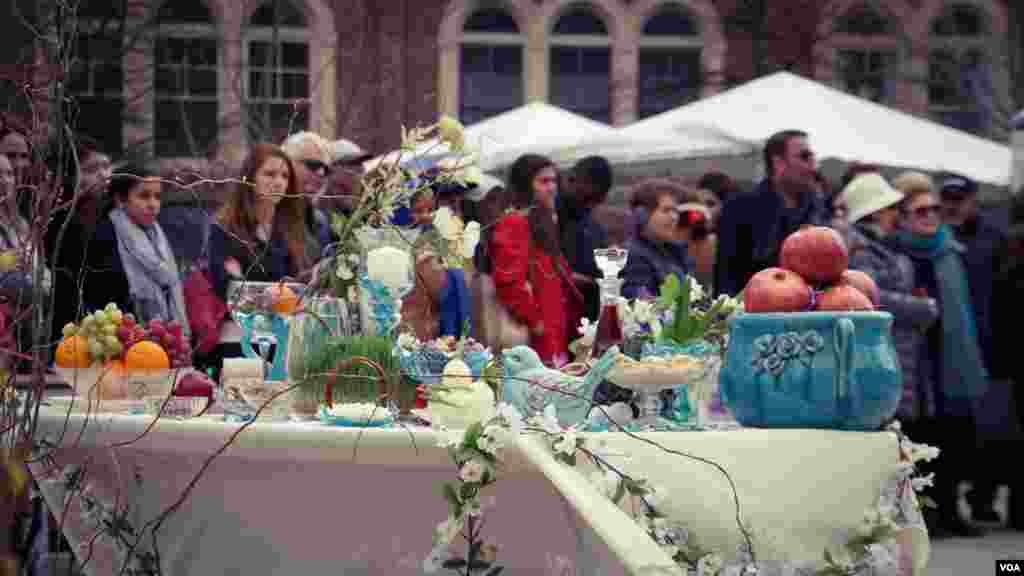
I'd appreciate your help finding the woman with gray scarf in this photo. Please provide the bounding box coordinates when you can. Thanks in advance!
[83,163,189,337]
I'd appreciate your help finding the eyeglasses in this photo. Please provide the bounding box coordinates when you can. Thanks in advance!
[797,150,815,162]
[909,204,942,218]
[302,159,330,175]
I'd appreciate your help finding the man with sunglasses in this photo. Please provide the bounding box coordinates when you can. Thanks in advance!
[283,131,334,263]
[941,173,1015,528]
[714,129,828,297]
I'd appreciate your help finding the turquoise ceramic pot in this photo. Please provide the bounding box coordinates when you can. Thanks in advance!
[719,311,902,431]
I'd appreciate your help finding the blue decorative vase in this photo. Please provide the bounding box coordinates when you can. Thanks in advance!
[719,312,902,431]
[238,312,290,381]
[359,273,399,336]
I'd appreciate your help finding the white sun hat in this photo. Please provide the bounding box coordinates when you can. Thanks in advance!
[840,172,905,224]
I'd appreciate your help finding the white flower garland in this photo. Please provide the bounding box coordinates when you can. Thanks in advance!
[431,412,939,576]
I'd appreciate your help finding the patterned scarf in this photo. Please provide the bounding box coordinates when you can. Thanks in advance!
[108,208,189,335]
[888,224,986,399]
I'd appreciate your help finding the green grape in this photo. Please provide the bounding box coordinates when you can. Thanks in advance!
[103,323,118,336]
[106,341,123,356]
[93,311,108,325]
[81,315,94,328]
[105,303,119,314]
[104,335,119,348]
[61,323,78,338]
[109,310,124,324]
[87,340,104,358]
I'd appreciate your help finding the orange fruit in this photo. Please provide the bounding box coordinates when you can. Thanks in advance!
[124,341,170,372]
[55,335,93,368]
[269,285,299,315]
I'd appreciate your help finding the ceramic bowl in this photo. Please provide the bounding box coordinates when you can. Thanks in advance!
[719,311,902,431]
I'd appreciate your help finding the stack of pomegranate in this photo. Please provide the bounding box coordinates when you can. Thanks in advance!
[742,226,880,313]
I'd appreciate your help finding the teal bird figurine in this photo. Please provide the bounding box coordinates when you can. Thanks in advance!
[501,345,620,428]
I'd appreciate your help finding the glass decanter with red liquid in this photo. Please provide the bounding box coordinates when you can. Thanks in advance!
[590,247,629,360]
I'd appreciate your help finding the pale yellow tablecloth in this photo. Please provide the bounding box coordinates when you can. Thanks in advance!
[29,407,924,575]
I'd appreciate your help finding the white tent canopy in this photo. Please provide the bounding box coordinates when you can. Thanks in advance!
[463,102,616,171]
[547,124,753,168]
[364,102,617,174]
[626,71,1012,186]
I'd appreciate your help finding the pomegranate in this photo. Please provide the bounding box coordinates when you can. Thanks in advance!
[779,226,849,286]
[743,267,813,313]
[816,284,874,311]
[838,270,880,306]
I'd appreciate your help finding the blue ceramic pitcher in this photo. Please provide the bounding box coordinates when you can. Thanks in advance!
[719,311,902,431]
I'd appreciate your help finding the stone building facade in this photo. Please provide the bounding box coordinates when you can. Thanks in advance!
[0,0,1017,159]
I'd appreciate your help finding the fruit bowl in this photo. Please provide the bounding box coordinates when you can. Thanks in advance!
[719,311,902,431]
[55,364,136,399]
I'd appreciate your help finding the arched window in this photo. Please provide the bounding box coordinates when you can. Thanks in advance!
[154,0,219,157]
[460,5,524,124]
[637,4,703,119]
[928,3,993,135]
[67,0,125,155]
[830,3,899,103]
[549,3,611,123]
[245,0,310,143]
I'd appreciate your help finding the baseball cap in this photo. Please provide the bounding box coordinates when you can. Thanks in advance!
[939,174,977,199]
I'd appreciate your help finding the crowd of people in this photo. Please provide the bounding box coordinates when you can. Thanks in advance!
[1,113,1022,540]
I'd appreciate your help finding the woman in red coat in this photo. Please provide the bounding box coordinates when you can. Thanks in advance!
[490,154,580,367]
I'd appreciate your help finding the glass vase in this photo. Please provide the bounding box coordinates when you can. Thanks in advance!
[642,340,724,429]
[355,227,416,336]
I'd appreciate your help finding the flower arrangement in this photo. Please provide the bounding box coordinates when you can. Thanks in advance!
[314,115,483,301]
[427,206,482,270]
[653,274,741,349]
[397,334,492,382]
[574,275,741,362]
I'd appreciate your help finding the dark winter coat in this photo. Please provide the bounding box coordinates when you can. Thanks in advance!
[951,215,1004,373]
[622,234,690,300]
[713,178,828,297]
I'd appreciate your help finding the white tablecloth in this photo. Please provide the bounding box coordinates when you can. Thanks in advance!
[29,408,924,575]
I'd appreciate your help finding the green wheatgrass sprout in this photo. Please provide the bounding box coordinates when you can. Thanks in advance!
[295,335,413,407]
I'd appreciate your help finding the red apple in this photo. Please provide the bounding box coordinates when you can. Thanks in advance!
[838,270,880,306]
[779,226,849,286]
[743,267,813,313]
[816,284,874,311]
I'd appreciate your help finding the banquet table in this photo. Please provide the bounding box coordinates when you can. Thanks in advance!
[28,405,928,576]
